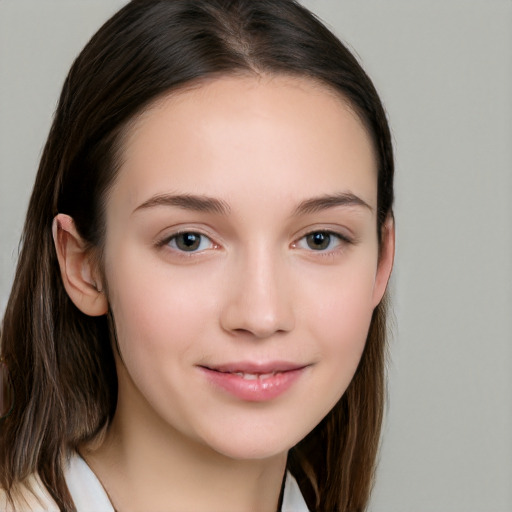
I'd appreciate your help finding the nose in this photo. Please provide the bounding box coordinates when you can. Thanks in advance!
[219,247,295,339]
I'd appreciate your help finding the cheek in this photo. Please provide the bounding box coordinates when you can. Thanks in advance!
[105,248,216,367]
[105,254,220,430]
[321,293,373,360]
[303,261,377,393]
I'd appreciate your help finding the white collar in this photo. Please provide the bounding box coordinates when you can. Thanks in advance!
[65,454,309,512]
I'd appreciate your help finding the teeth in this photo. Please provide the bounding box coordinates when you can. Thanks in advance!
[234,371,278,380]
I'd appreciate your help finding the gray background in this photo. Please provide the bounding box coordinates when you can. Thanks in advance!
[1,1,511,510]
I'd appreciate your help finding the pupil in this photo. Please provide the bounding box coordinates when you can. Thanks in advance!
[178,233,200,251]
[307,232,330,250]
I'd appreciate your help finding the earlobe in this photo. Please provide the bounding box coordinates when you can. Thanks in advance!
[372,215,395,308]
[52,214,108,316]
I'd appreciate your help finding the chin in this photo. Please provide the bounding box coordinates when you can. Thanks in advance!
[195,421,311,462]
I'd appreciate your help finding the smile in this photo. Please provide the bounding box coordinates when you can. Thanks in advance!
[199,362,308,402]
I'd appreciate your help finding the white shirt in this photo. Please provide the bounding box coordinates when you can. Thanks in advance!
[1,453,309,512]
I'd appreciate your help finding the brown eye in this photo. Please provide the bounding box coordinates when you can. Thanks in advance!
[168,232,213,252]
[296,231,345,252]
[306,232,332,250]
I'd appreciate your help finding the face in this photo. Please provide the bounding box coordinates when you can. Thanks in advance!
[102,75,391,460]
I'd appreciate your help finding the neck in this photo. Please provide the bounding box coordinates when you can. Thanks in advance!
[83,366,287,512]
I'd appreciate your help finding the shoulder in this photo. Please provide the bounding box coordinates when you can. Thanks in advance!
[0,475,59,512]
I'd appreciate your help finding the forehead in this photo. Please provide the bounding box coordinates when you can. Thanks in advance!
[112,74,377,214]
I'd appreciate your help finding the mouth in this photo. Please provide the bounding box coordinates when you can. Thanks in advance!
[198,362,308,402]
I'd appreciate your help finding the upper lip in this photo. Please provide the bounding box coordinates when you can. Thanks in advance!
[199,361,308,374]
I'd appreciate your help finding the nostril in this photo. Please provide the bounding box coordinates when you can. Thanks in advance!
[221,310,294,339]
[218,259,295,337]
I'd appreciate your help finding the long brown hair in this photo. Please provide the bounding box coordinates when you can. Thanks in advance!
[0,1,394,510]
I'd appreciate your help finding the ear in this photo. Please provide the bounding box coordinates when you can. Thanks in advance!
[372,215,395,308]
[52,214,108,316]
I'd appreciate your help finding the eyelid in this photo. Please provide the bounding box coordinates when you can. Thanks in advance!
[292,225,355,243]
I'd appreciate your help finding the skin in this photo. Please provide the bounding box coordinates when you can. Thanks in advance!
[54,74,394,512]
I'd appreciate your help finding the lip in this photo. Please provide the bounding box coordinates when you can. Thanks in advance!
[198,361,308,402]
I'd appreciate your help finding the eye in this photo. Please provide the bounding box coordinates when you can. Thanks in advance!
[296,231,345,251]
[166,232,215,252]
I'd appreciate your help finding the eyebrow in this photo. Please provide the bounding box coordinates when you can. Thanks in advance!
[293,192,374,215]
[133,193,231,215]
[133,191,372,217]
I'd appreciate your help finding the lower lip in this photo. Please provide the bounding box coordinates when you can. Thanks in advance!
[200,367,305,402]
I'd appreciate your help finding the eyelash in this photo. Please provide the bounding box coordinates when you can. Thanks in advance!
[156,229,353,256]
[156,231,216,254]
[293,230,353,254]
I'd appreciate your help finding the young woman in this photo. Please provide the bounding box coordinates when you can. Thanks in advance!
[0,1,395,511]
